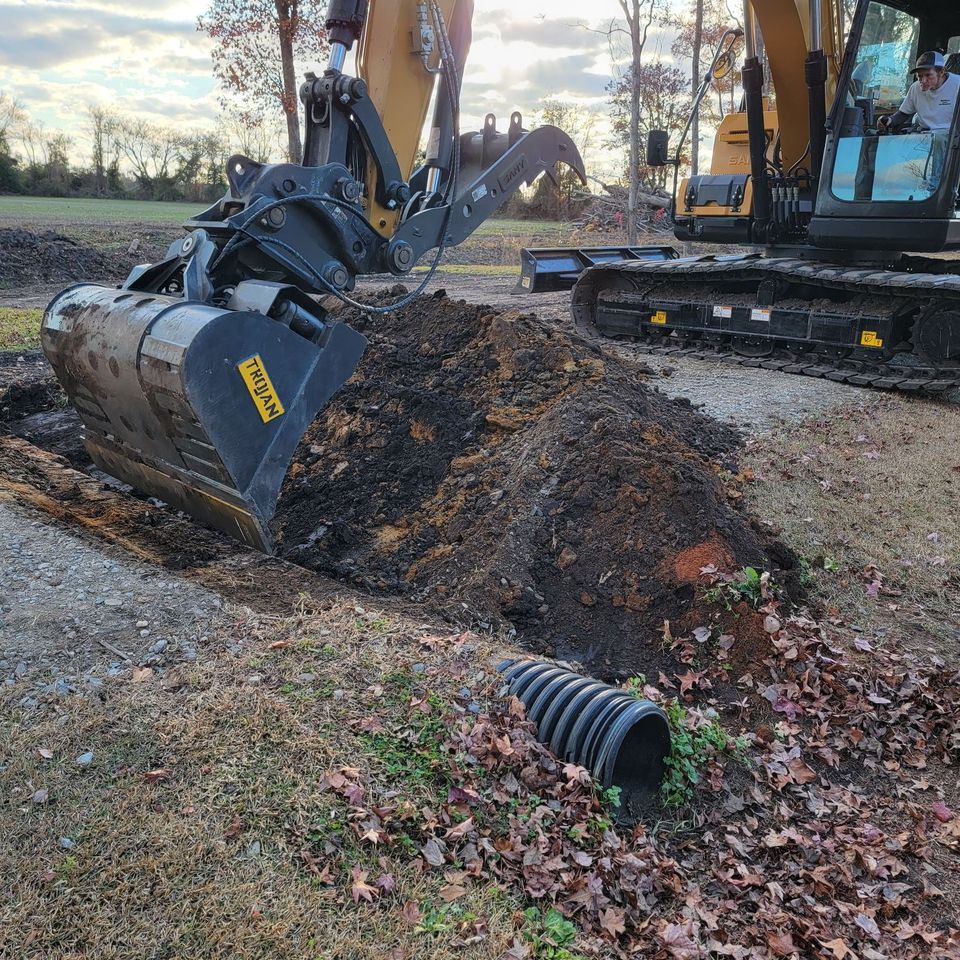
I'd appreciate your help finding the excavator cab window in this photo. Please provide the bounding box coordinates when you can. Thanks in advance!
[830,0,959,205]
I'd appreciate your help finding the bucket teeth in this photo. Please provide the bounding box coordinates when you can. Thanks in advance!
[41,283,367,552]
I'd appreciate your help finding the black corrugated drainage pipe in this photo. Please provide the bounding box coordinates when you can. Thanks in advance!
[498,660,671,810]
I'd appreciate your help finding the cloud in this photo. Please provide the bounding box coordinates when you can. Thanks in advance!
[0,3,197,69]
[524,54,613,99]
[3,0,634,172]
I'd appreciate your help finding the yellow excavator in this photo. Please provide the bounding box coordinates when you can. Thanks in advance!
[41,0,585,552]
[571,0,960,393]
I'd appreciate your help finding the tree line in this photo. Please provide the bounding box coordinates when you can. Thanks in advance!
[0,0,741,221]
[0,95,284,202]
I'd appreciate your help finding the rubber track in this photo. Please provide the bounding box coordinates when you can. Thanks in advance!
[576,255,960,396]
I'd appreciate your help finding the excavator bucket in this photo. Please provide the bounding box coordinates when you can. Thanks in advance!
[41,283,366,552]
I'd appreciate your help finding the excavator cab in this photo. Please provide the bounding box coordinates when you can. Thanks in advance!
[571,0,960,385]
[809,0,960,250]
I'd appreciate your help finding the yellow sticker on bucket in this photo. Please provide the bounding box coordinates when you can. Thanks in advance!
[860,330,884,348]
[651,310,668,325]
[238,354,285,423]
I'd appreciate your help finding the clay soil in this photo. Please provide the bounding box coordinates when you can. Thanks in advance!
[273,290,797,678]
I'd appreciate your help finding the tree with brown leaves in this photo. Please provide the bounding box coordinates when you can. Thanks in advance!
[198,0,329,163]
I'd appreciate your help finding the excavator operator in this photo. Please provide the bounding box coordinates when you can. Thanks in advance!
[878,50,959,132]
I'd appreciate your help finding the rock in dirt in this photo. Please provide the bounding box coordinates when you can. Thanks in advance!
[273,293,797,677]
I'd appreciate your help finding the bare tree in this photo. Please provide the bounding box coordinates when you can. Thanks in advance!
[86,106,122,196]
[221,113,284,163]
[0,92,24,145]
[609,61,691,193]
[617,0,662,243]
[114,119,182,199]
[533,99,598,218]
[12,115,47,170]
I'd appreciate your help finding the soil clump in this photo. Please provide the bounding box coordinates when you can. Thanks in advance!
[274,291,797,677]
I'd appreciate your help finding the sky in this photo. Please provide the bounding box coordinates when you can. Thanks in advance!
[0,1,684,175]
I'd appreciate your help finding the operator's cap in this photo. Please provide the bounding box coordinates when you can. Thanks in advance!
[912,50,945,72]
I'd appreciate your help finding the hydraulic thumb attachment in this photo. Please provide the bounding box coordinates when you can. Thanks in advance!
[41,0,585,553]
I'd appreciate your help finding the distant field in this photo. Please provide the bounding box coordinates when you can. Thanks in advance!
[0,196,569,236]
[0,196,201,224]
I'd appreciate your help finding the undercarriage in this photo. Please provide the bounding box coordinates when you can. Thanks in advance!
[572,254,960,394]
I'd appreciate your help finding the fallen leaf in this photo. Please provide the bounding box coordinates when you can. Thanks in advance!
[421,838,445,867]
[438,883,467,902]
[132,667,154,683]
[766,930,796,956]
[37,748,54,760]
[350,864,378,903]
[400,900,423,925]
[445,817,474,840]
[31,788,49,805]
[787,757,817,784]
[600,906,626,938]
[143,768,171,784]
[299,850,333,883]
[821,938,850,960]
[855,913,881,940]
[932,801,954,823]
[223,814,245,841]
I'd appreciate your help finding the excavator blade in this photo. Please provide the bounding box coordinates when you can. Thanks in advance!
[514,245,679,294]
[41,283,367,552]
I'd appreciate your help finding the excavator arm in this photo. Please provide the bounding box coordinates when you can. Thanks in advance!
[41,0,586,552]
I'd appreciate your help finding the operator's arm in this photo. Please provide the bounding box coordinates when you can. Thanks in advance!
[878,108,912,131]
[879,82,917,131]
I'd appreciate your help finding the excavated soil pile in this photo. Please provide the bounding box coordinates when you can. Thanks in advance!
[274,291,796,677]
[0,228,113,286]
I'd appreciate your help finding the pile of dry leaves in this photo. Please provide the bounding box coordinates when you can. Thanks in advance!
[309,604,960,959]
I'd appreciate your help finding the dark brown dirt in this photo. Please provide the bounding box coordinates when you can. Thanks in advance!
[0,228,112,286]
[0,352,62,423]
[0,227,174,287]
[273,291,798,678]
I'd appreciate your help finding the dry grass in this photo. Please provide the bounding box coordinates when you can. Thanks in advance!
[0,600,521,960]
[744,393,960,654]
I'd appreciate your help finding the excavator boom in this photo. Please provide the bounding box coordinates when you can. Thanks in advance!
[42,0,585,551]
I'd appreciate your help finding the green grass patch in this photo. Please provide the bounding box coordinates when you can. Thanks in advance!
[702,566,776,611]
[0,307,43,352]
[0,196,569,238]
[0,196,200,224]
[473,217,567,236]
[521,906,587,960]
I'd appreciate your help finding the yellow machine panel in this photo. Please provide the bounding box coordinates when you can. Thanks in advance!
[358,0,471,235]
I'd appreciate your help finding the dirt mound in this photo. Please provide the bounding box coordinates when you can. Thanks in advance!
[273,292,795,677]
[0,228,111,286]
[0,352,62,424]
